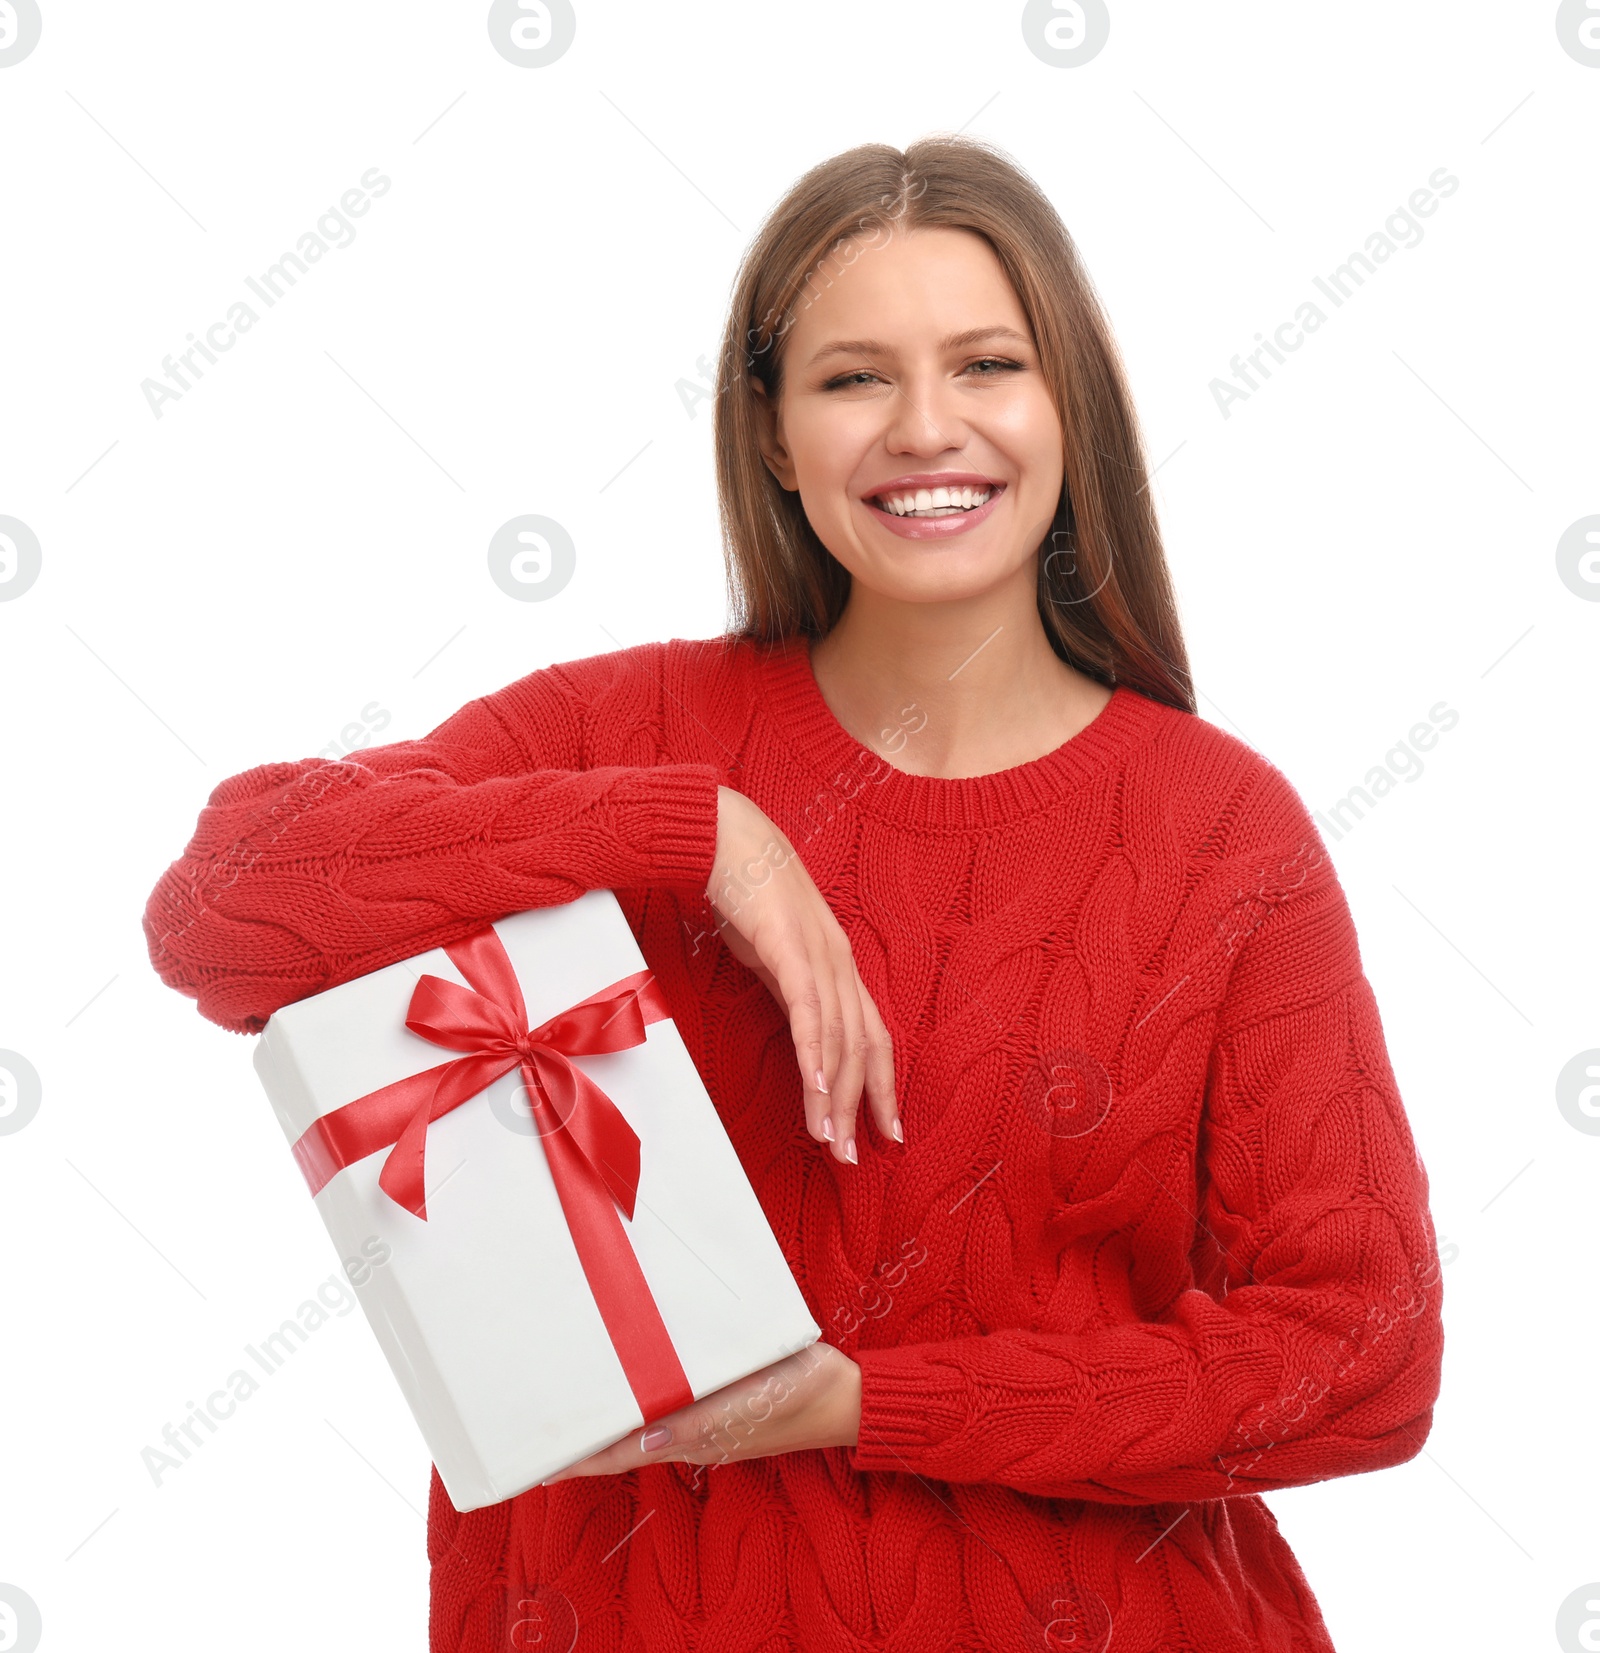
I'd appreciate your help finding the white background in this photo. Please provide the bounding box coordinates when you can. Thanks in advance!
[1,3,1596,1649]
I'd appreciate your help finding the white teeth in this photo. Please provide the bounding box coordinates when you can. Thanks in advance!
[875,484,994,516]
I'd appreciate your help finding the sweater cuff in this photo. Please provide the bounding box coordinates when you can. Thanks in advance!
[608,764,722,893]
[847,1344,971,1473]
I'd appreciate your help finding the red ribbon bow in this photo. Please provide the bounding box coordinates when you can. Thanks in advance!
[289,924,694,1424]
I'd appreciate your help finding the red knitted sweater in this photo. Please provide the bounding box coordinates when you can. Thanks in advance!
[143,632,1444,1652]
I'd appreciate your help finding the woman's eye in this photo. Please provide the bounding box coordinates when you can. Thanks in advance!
[823,357,1022,391]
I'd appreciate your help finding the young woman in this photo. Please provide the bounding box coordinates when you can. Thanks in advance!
[144,135,1444,1652]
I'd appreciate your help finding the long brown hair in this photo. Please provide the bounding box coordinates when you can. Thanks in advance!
[711,133,1195,715]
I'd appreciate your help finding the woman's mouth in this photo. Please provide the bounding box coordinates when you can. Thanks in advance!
[862,480,1007,541]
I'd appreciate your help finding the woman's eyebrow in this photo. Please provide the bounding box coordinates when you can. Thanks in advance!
[806,325,1032,367]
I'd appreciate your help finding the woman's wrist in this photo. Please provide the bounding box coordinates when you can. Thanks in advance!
[834,1352,863,1448]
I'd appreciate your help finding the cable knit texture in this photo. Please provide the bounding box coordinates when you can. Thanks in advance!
[143,632,1444,1652]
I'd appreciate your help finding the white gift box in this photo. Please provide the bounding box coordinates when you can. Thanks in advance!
[251,887,821,1511]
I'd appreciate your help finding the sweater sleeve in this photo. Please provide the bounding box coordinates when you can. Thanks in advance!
[846,763,1444,1504]
[142,643,723,1036]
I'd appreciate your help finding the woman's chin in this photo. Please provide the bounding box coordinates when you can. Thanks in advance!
[844,555,1030,609]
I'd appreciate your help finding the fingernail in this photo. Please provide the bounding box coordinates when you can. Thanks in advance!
[821,1117,835,1142]
[815,1069,829,1095]
[640,1425,672,1451]
[844,1138,857,1165]
[891,1118,903,1143]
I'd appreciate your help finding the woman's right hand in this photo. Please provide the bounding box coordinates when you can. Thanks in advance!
[705,786,900,1165]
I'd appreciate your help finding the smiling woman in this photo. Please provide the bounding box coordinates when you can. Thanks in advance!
[143,132,1443,1653]
[456,134,1437,1649]
[713,141,1190,705]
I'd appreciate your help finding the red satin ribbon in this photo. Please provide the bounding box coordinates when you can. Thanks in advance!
[288,924,694,1423]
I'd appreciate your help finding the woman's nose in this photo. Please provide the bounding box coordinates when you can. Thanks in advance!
[882,371,967,454]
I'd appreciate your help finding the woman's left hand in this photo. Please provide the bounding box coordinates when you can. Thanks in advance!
[540,1341,861,1483]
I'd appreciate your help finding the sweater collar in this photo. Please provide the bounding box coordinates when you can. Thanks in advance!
[751,632,1165,833]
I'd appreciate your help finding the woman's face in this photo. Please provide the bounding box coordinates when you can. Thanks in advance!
[753,224,1065,610]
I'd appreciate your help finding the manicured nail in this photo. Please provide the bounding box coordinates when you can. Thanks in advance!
[815,1069,829,1094]
[891,1118,903,1143]
[640,1424,672,1451]
[821,1117,835,1142]
[843,1138,857,1165]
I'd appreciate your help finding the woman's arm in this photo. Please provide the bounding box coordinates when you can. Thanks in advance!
[142,643,723,1035]
[847,768,1445,1504]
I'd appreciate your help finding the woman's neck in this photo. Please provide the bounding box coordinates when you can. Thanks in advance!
[807,583,1113,781]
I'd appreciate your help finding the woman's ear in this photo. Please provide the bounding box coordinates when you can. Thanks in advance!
[750,377,798,492]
